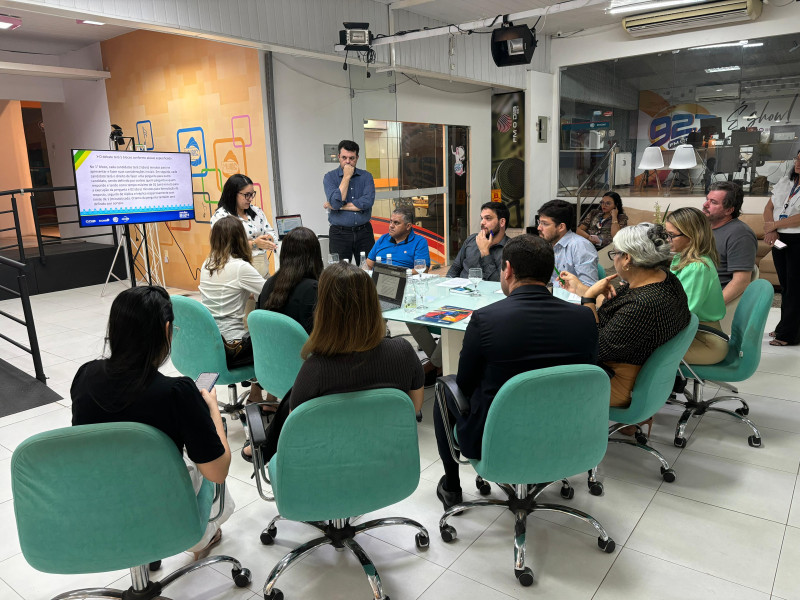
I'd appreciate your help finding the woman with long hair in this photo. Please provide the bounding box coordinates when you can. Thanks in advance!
[257,227,323,334]
[199,216,265,401]
[666,207,728,364]
[560,223,691,408]
[577,191,628,250]
[71,286,233,559]
[763,150,800,346]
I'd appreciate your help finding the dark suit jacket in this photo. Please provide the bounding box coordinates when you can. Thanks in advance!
[455,284,599,459]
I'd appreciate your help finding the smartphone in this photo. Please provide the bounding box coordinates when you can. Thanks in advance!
[774,240,787,250]
[194,372,219,392]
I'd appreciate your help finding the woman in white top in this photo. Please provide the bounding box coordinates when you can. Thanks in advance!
[210,174,277,279]
[199,216,265,401]
[763,150,800,346]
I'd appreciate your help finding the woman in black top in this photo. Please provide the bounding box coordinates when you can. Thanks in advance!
[71,286,232,559]
[257,227,323,334]
[561,223,691,407]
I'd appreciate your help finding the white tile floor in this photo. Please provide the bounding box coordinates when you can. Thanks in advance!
[0,281,798,600]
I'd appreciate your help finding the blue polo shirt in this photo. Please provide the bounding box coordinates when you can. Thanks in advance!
[368,229,430,269]
[322,166,375,227]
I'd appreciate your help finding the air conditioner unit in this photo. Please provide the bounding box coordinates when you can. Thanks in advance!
[623,0,762,37]
[696,83,740,102]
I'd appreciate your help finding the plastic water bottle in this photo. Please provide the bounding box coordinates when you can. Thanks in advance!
[386,253,393,265]
[359,251,367,269]
[376,256,382,264]
[403,269,417,313]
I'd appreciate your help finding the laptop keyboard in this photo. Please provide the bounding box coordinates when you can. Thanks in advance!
[380,299,400,311]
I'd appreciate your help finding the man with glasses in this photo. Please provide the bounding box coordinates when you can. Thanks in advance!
[703,181,757,304]
[365,206,430,270]
[537,199,599,287]
[323,140,376,265]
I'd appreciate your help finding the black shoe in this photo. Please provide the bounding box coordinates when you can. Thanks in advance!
[241,441,253,464]
[424,369,439,388]
[436,476,462,511]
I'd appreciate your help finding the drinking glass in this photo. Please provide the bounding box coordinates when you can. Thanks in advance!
[416,277,429,310]
[328,253,339,265]
[414,259,427,277]
[468,268,483,296]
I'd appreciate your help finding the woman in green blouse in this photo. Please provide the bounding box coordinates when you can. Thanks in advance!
[665,207,728,364]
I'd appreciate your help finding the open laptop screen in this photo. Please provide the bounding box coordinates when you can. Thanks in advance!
[372,262,407,307]
[275,214,303,240]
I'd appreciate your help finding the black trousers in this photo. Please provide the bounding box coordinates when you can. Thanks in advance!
[774,232,800,345]
[432,385,467,492]
[328,223,375,265]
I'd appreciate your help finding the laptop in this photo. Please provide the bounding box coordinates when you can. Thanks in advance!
[275,214,303,240]
[372,263,407,312]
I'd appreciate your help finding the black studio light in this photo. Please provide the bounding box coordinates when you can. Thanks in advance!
[491,21,537,67]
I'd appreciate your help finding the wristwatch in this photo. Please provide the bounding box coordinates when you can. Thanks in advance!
[580,297,596,305]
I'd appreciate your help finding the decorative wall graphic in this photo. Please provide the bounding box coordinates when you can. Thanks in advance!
[491,92,525,228]
[451,145,466,176]
[176,127,208,177]
[252,182,264,210]
[231,115,252,148]
[213,137,247,191]
[193,191,212,223]
[136,120,154,150]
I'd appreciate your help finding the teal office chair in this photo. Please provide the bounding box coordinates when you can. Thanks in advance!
[11,422,250,599]
[597,263,606,279]
[171,295,256,421]
[591,314,698,493]
[674,280,774,448]
[247,310,308,400]
[436,365,615,586]
[245,389,428,600]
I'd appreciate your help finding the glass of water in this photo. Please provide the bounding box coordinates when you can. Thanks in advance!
[414,259,427,277]
[468,267,483,296]
[328,253,339,265]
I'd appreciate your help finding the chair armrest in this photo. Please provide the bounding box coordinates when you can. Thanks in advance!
[242,404,274,502]
[698,324,730,342]
[436,374,469,416]
[208,482,226,522]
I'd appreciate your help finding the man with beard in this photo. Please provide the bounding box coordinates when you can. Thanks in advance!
[538,199,599,287]
[408,202,509,386]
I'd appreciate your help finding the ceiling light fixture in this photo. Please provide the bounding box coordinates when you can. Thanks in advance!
[0,14,22,30]
[607,0,705,15]
[705,65,741,73]
[76,19,105,26]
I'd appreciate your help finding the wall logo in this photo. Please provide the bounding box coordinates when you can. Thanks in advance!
[497,114,512,133]
[185,137,202,167]
[221,150,240,177]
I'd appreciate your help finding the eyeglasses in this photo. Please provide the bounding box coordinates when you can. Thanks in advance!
[666,232,686,240]
[239,191,257,200]
[607,250,621,260]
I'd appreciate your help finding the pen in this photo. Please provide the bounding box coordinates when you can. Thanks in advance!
[553,267,566,287]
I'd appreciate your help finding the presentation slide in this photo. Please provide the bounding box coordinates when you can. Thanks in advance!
[72,149,194,227]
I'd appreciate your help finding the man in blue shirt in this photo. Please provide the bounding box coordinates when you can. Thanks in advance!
[365,206,430,270]
[537,199,599,287]
[322,140,376,265]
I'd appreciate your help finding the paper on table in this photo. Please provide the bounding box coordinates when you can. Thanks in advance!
[552,285,582,304]
[437,278,472,288]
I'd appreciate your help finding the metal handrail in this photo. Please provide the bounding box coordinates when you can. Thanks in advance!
[574,143,618,227]
[0,255,45,383]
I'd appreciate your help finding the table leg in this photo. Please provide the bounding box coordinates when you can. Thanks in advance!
[441,329,465,375]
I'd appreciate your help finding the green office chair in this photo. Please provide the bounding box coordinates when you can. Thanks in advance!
[171,295,256,421]
[11,422,250,599]
[245,389,428,600]
[674,280,774,448]
[591,314,698,493]
[597,263,606,279]
[247,310,308,400]
[436,365,615,586]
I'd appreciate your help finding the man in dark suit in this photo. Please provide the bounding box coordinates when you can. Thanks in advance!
[433,234,599,510]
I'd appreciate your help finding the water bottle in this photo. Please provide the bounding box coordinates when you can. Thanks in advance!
[359,251,367,270]
[376,256,382,264]
[386,253,393,265]
[403,269,417,313]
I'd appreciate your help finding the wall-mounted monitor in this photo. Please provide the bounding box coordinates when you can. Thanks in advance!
[72,149,194,227]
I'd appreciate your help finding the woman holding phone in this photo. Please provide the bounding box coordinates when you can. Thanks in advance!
[71,286,233,559]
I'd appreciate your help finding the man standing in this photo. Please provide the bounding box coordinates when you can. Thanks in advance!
[447,202,510,281]
[704,181,757,304]
[365,206,430,270]
[537,199,598,287]
[432,235,599,509]
[322,140,376,264]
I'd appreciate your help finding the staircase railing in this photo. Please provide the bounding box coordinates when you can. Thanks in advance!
[0,255,45,383]
[574,143,618,228]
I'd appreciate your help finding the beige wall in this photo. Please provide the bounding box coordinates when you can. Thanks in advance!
[0,100,35,242]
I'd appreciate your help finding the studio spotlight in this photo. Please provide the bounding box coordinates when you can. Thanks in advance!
[339,22,373,51]
[110,124,124,146]
[491,20,537,67]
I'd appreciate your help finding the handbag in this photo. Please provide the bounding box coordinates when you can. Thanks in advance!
[222,332,254,369]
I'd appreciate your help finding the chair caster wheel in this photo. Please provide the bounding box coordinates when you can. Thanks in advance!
[635,433,648,445]
[440,525,457,543]
[598,537,616,553]
[415,532,429,549]
[232,567,252,587]
[261,526,277,545]
[265,589,283,600]
[560,485,574,500]
[148,560,161,571]
[660,467,676,482]
[416,411,423,423]
[673,436,687,448]
[515,566,534,586]
[588,481,604,496]
[475,476,491,496]
[748,435,762,448]
[735,407,749,416]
